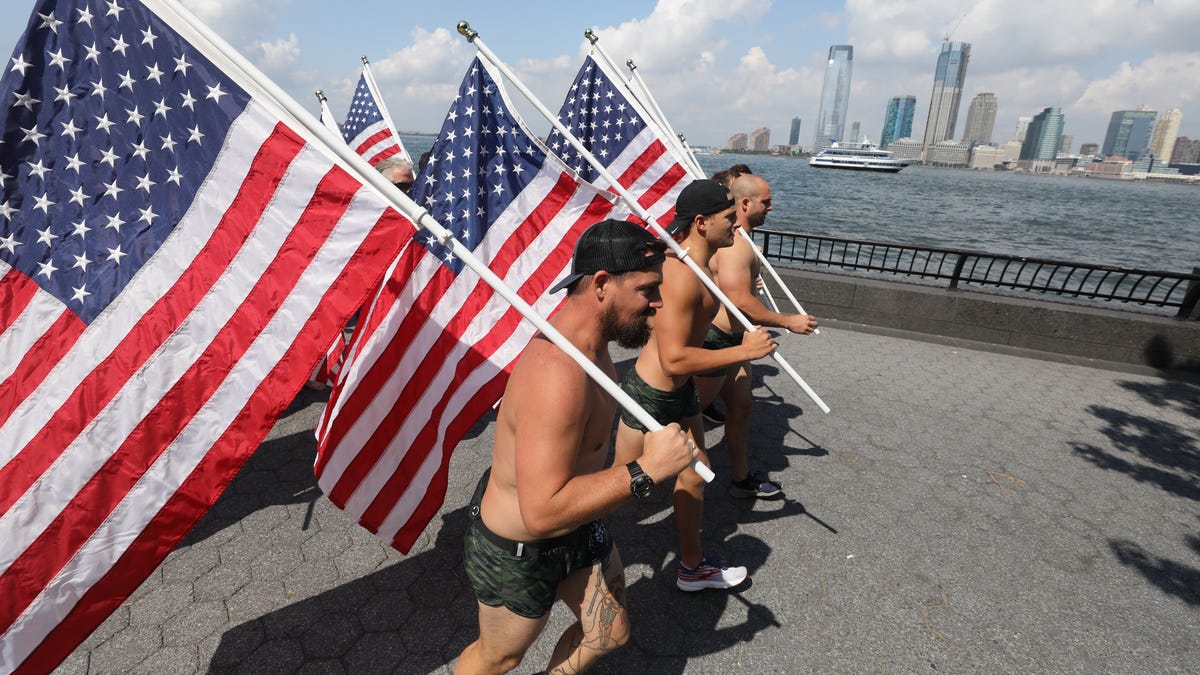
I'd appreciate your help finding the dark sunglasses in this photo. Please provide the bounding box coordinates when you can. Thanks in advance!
[393,181,414,192]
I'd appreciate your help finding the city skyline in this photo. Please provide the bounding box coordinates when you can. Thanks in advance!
[922,41,971,151]
[2,1,1197,147]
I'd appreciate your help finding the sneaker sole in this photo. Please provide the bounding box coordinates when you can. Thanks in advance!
[676,570,749,592]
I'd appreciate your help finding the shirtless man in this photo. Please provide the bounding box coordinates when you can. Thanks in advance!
[613,179,777,591]
[697,174,818,498]
[457,219,698,674]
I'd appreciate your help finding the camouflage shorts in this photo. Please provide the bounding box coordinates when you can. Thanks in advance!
[617,367,700,433]
[464,516,613,619]
[699,324,742,377]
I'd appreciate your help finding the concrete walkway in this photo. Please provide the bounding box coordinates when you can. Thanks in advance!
[54,322,1200,673]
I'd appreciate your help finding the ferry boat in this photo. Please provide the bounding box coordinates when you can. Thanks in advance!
[809,139,911,172]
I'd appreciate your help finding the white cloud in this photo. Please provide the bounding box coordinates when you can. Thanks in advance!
[258,33,300,72]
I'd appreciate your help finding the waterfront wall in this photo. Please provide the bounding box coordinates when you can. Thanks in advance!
[774,267,1200,372]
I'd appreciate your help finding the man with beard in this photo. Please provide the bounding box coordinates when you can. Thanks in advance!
[457,219,698,675]
[697,174,818,499]
[614,180,777,592]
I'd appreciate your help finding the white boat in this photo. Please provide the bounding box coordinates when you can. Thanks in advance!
[809,139,911,172]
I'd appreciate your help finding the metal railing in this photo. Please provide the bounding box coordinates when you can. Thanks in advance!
[755,230,1200,319]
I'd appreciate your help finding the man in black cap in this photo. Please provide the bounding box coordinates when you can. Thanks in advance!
[614,180,777,592]
[457,219,698,674]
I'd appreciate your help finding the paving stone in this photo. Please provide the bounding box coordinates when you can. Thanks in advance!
[54,326,1200,673]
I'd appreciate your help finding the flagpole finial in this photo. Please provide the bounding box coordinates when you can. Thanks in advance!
[584,28,598,44]
[457,21,478,42]
[315,89,326,102]
[361,55,370,65]
[625,59,637,72]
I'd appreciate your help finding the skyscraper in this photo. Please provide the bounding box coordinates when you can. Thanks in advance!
[1019,106,1065,160]
[849,121,861,143]
[1102,106,1157,160]
[1149,107,1182,160]
[750,127,771,151]
[880,95,916,149]
[727,133,748,151]
[961,92,997,147]
[788,117,802,146]
[1014,116,1032,143]
[813,45,853,150]
[922,41,971,152]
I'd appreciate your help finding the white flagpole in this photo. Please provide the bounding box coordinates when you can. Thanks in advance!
[314,89,342,136]
[583,31,704,178]
[153,0,714,482]
[737,227,820,334]
[585,32,807,332]
[461,23,829,414]
[360,56,413,164]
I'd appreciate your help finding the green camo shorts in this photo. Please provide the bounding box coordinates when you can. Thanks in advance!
[699,324,742,377]
[617,367,700,432]
[464,506,613,619]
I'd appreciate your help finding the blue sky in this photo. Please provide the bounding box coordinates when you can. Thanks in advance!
[5,0,1200,150]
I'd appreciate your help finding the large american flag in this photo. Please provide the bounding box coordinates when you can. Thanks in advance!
[545,55,692,230]
[341,69,409,165]
[314,57,617,553]
[0,0,406,670]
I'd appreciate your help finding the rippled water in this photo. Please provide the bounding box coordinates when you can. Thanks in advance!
[402,135,1198,274]
[696,153,1200,274]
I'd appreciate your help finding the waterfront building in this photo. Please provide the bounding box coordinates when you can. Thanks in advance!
[926,140,969,167]
[880,95,916,149]
[1019,107,1065,161]
[1058,134,1073,156]
[1170,136,1200,164]
[849,121,861,143]
[888,137,924,162]
[1149,107,1182,161]
[922,41,971,153]
[967,141,1023,170]
[727,132,748,151]
[813,45,853,150]
[1014,116,1031,143]
[961,92,997,147]
[1086,156,1135,179]
[1101,106,1157,161]
[788,117,802,146]
[1080,142,1099,156]
[750,126,771,151]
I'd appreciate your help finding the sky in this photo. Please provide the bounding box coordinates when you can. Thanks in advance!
[4,0,1200,150]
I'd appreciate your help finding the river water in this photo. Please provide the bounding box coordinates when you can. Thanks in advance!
[402,135,1198,274]
[696,153,1199,274]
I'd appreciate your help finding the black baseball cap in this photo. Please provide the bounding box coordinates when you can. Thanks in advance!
[667,179,734,237]
[550,219,667,293]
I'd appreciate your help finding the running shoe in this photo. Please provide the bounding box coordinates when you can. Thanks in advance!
[701,401,726,425]
[676,556,749,591]
[731,471,783,499]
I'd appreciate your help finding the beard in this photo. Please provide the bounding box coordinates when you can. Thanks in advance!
[601,304,653,348]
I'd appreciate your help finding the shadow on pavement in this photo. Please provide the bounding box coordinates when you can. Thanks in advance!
[1072,378,1200,607]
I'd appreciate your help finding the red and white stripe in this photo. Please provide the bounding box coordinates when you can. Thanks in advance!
[315,167,616,553]
[348,119,403,166]
[0,101,406,673]
[602,127,692,231]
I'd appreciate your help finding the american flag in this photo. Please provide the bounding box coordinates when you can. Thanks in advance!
[545,55,692,230]
[314,57,616,553]
[0,0,406,670]
[341,69,408,165]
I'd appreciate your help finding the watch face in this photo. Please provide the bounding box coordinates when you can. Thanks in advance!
[631,475,654,499]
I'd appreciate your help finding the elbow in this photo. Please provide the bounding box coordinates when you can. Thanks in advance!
[520,510,560,539]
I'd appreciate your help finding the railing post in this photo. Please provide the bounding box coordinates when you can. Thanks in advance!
[949,253,967,290]
[1177,266,1200,320]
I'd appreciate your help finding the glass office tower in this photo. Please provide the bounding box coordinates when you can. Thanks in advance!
[881,95,916,148]
[813,45,853,151]
[922,41,971,152]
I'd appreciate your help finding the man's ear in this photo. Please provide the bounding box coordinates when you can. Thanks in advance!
[591,270,612,300]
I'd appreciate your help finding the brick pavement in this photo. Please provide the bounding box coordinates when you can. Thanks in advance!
[53,322,1200,673]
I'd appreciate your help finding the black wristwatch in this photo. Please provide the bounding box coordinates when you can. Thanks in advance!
[627,461,654,499]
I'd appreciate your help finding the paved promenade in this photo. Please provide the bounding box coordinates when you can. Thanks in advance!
[55,322,1199,673]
